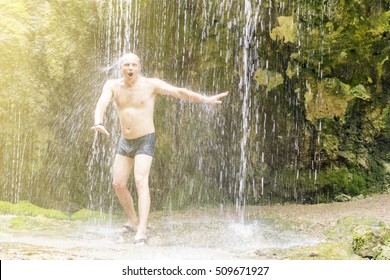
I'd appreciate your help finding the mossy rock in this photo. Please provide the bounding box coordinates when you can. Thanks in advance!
[286,241,362,260]
[0,201,68,220]
[352,224,390,259]
[0,201,14,214]
[324,216,390,259]
[325,216,387,242]
[9,216,31,230]
[315,168,367,198]
[334,194,352,202]
[270,16,297,43]
[8,215,69,231]
[304,78,370,124]
[254,69,284,90]
[376,245,390,260]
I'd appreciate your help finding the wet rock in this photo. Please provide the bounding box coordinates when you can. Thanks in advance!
[352,224,390,259]
[286,241,361,260]
[325,216,387,242]
[309,251,318,257]
[376,245,390,260]
[334,194,352,202]
[351,194,365,201]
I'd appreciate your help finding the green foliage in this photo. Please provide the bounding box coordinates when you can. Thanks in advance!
[352,224,390,258]
[316,167,367,197]
[275,0,390,200]
[0,0,99,206]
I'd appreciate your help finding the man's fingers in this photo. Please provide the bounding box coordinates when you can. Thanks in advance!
[210,91,228,104]
[102,128,110,136]
[216,91,229,98]
[90,125,110,136]
[98,127,110,136]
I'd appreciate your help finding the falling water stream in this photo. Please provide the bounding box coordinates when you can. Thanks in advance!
[87,0,312,212]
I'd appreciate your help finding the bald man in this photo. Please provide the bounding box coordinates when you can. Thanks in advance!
[91,53,228,244]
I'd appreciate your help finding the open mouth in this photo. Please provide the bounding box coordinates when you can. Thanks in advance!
[128,72,133,77]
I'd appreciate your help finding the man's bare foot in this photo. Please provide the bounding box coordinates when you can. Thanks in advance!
[133,238,147,245]
[134,229,147,244]
[120,222,138,233]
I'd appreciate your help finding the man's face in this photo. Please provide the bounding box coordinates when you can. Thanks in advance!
[121,54,141,80]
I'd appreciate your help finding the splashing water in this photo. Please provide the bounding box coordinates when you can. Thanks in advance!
[0,205,321,260]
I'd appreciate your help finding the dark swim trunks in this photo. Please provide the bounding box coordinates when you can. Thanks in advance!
[116,133,156,158]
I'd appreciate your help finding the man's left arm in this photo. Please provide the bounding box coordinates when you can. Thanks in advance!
[153,78,228,104]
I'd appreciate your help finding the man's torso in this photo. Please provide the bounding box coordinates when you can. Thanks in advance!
[111,77,156,139]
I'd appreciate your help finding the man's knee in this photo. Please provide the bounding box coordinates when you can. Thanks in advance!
[112,180,127,191]
[134,176,148,190]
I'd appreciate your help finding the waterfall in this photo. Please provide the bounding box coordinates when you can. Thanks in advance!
[2,0,347,212]
[89,0,308,211]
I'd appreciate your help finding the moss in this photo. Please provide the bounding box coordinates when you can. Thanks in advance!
[0,201,68,220]
[13,201,69,220]
[350,84,370,101]
[270,16,297,43]
[376,245,390,260]
[286,61,296,78]
[8,215,69,231]
[321,134,340,161]
[254,69,284,90]
[326,216,387,242]
[70,208,111,221]
[286,241,362,260]
[0,201,14,214]
[351,224,390,258]
[304,78,371,125]
[380,104,390,138]
[9,216,30,230]
[314,167,369,198]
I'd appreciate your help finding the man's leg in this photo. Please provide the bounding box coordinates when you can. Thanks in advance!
[133,154,153,240]
[112,154,138,230]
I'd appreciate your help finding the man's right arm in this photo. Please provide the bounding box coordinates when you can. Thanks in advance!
[90,80,113,136]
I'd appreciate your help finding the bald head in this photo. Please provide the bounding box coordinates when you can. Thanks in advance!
[119,53,142,80]
[120,53,141,66]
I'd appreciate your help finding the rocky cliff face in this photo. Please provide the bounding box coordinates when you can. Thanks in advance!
[254,1,390,202]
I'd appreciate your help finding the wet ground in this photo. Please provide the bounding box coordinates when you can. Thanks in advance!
[0,206,321,260]
[1,193,389,260]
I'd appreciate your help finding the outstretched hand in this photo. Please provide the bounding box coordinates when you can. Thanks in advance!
[206,91,228,104]
[91,124,110,136]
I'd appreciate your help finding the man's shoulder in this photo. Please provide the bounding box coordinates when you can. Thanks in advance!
[105,78,121,85]
[139,77,165,90]
[103,79,121,91]
[142,77,161,84]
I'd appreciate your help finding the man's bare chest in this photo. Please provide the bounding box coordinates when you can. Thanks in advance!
[113,86,154,109]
